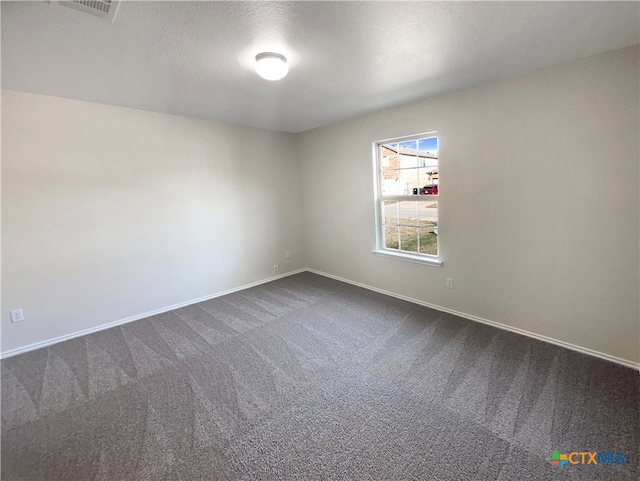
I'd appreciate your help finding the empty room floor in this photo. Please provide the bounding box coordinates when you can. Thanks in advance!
[1,272,638,480]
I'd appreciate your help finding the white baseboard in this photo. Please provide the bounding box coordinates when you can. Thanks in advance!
[3,266,638,371]
[307,269,640,371]
[0,268,307,360]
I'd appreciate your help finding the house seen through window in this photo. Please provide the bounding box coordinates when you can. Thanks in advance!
[374,134,440,264]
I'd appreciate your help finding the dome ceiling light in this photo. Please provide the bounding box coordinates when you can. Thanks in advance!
[255,52,288,81]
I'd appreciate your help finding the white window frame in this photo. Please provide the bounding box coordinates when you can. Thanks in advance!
[372,132,443,267]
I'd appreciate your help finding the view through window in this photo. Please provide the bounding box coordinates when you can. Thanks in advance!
[375,134,439,259]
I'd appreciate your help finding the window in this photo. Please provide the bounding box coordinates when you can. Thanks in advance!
[373,133,442,267]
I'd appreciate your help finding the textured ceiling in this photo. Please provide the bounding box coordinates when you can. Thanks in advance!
[2,1,639,133]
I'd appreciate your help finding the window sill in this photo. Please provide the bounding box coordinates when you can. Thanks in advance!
[372,249,443,267]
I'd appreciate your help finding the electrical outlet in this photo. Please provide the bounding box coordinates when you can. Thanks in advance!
[446,278,453,289]
[273,264,279,273]
[10,308,24,323]
[286,250,291,259]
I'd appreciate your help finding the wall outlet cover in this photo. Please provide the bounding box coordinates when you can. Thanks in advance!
[10,309,24,322]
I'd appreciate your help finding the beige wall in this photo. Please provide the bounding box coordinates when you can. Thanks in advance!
[1,90,305,353]
[299,45,640,364]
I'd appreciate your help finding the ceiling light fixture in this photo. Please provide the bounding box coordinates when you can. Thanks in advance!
[255,52,288,81]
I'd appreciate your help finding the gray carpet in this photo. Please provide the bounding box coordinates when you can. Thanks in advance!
[1,272,638,480]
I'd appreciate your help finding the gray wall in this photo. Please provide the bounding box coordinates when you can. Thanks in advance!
[298,45,639,364]
[1,90,306,353]
[2,46,639,365]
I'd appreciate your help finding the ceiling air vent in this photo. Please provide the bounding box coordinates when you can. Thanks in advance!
[53,0,121,23]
